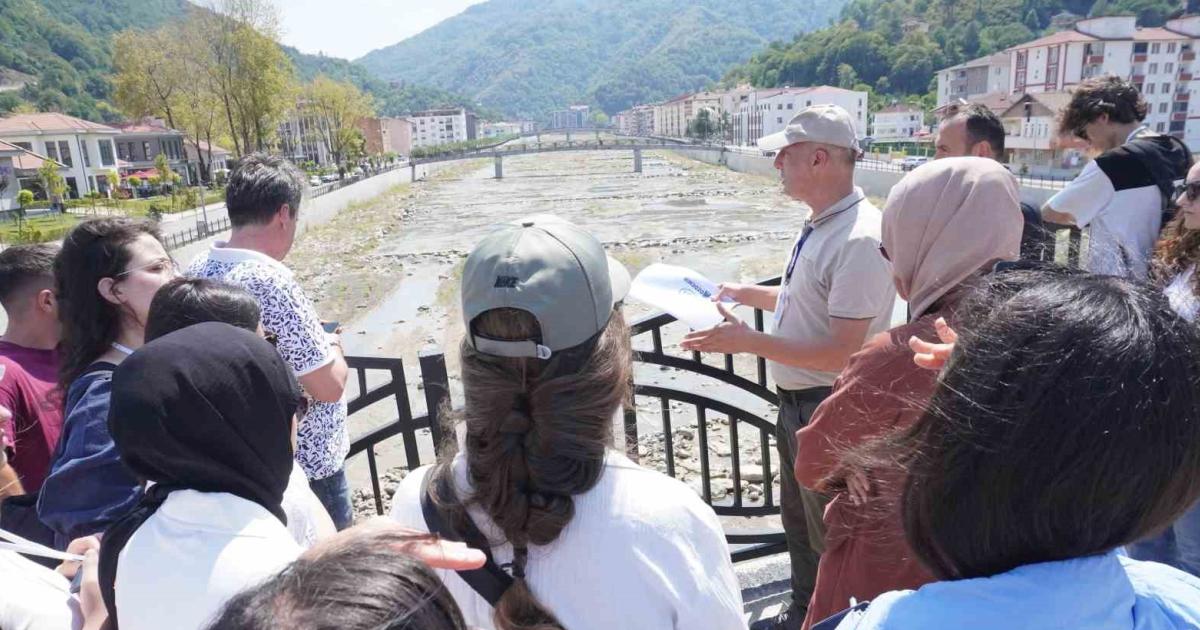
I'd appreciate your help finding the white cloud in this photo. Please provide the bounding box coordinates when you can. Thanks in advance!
[277,0,487,60]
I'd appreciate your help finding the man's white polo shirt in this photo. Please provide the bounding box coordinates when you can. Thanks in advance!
[188,243,349,480]
[771,188,896,390]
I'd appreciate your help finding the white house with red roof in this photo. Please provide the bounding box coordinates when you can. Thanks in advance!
[0,112,121,199]
[0,139,64,211]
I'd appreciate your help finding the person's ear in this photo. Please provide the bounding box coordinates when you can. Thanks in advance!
[970,142,993,158]
[274,203,292,228]
[36,288,56,314]
[97,277,122,306]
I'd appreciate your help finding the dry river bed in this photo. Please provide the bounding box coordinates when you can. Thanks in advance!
[282,148,884,530]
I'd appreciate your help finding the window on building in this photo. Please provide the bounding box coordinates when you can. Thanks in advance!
[82,141,90,167]
[806,100,811,106]
[1150,63,1159,74]
[1171,120,1185,132]
[99,140,114,166]
[1135,43,1149,53]
[58,141,72,167]
[1164,82,1171,93]
[1049,47,1059,63]
[1152,43,1162,54]
[1167,63,1175,73]
[1169,43,1178,53]
[44,142,58,162]
[1158,122,1166,132]
[142,142,151,160]
[1161,102,1169,113]
[1148,83,1157,94]
[787,103,794,109]
[13,141,31,151]
[1175,101,1188,112]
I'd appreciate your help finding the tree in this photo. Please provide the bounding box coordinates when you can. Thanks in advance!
[154,153,174,194]
[589,111,610,127]
[15,189,33,237]
[112,27,186,130]
[303,75,374,166]
[38,160,65,208]
[106,169,121,196]
[836,63,859,89]
[197,0,296,156]
[687,108,717,140]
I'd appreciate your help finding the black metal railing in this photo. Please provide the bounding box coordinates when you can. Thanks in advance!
[343,221,1086,561]
[162,216,231,250]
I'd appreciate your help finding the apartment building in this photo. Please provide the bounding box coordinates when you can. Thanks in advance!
[731,86,868,147]
[0,112,121,198]
[410,108,477,149]
[871,104,925,141]
[936,52,1012,107]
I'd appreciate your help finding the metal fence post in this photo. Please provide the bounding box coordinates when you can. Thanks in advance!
[418,349,451,455]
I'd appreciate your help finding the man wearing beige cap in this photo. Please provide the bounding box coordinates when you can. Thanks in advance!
[683,104,895,630]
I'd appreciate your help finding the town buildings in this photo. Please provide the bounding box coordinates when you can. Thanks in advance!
[996,91,1086,173]
[871,104,926,141]
[549,105,591,129]
[0,112,122,198]
[112,119,194,186]
[936,52,1012,107]
[410,108,478,149]
[277,103,333,167]
[0,139,59,211]
[730,86,869,147]
[480,121,524,138]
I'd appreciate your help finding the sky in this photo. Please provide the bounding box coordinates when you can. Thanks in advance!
[277,0,488,60]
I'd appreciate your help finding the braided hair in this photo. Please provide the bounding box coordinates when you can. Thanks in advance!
[432,307,632,629]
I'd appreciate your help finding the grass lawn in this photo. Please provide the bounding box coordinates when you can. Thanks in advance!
[0,213,79,244]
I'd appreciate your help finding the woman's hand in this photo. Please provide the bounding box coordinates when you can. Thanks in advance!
[845,468,873,506]
[909,317,958,371]
[56,535,101,579]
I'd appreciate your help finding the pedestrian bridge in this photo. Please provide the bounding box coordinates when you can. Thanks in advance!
[410,137,726,178]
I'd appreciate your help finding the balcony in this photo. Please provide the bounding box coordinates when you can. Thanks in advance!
[1185,51,1197,61]
[1177,92,1191,102]
[1088,55,1104,64]
[1133,75,1146,83]
[1134,54,1148,62]
[1182,73,1194,81]
[1174,113,1188,122]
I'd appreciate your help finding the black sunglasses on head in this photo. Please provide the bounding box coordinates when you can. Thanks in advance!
[1176,181,1200,202]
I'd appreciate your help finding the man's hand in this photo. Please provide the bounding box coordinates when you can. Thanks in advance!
[909,317,958,371]
[680,303,755,354]
[79,547,109,630]
[711,283,748,305]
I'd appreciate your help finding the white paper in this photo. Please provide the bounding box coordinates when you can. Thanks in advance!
[628,263,730,330]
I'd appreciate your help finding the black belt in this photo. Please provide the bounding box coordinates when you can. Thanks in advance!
[776,386,833,406]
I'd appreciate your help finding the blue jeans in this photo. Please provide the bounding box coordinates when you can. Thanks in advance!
[1128,500,1200,577]
[308,468,354,531]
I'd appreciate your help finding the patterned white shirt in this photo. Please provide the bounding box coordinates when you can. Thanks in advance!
[187,242,349,480]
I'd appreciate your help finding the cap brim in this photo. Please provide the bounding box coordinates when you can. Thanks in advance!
[607,256,631,305]
[757,131,793,151]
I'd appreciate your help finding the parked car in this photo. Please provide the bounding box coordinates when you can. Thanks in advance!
[308,176,322,187]
[900,156,929,171]
[321,174,339,183]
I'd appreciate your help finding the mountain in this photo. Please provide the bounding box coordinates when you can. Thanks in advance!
[0,0,192,121]
[355,0,849,119]
[0,0,481,123]
[285,48,492,119]
[724,0,1182,103]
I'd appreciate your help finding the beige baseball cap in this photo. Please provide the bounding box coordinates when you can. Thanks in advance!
[757,104,861,153]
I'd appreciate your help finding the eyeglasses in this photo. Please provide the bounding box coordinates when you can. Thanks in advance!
[1176,181,1200,202]
[115,257,180,279]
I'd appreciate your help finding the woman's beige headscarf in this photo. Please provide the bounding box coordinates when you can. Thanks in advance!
[881,156,1022,319]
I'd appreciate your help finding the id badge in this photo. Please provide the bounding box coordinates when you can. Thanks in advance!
[773,287,788,330]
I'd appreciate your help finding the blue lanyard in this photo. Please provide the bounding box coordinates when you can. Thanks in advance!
[783,197,864,286]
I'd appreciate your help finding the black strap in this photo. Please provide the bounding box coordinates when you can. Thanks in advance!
[1125,135,1194,222]
[420,469,515,606]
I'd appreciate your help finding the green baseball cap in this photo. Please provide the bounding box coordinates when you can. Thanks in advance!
[461,215,631,359]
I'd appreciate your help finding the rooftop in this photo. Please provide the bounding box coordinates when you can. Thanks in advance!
[1131,27,1188,41]
[113,118,184,135]
[941,51,1011,73]
[0,112,120,136]
[1006,29,1097,51]
[0,139,64,170]
[877,103,923,114]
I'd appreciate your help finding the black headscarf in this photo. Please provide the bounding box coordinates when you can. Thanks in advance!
[98,322,302,626]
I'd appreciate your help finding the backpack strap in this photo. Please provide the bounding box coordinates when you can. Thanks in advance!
[1124,135,1194,222]
[420,469,515,606]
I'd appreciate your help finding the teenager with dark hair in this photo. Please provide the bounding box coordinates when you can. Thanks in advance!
[100,323,304,630]
[835,269,1200,629]
[208,525,474,630]
[794,158,1022,628]
[144,277,262,342]
[1041,75,1192,278]
[390,216,744,630]
[144,277,337,549]
[0,244,62,498]
[38,218,176,548]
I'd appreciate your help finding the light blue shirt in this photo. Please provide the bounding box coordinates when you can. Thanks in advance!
[837,551,1200,630]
